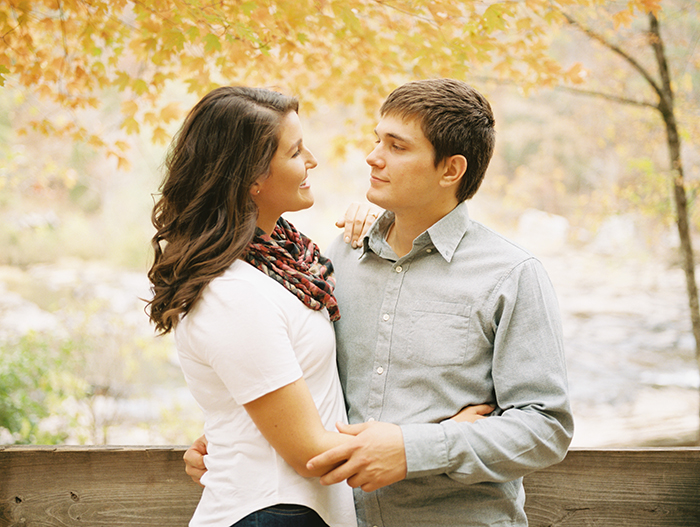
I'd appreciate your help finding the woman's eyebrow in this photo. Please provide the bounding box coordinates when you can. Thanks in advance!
[285,138,303,155]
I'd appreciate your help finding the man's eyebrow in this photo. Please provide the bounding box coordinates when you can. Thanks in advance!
[374,129,414,145]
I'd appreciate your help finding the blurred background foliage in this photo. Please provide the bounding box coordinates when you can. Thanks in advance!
[0,0,699,445]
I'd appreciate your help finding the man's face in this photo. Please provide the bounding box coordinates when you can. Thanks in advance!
[365,114,447,216]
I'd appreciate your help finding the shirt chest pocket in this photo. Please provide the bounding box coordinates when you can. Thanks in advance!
[406,301,471,366]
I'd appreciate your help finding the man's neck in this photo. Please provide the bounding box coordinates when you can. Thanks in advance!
[386,203,458,258]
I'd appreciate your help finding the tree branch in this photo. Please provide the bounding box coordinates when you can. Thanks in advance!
[470,74,658,110]
[559,10,664,103]
[648,12,674,111]
[555,85,658,109]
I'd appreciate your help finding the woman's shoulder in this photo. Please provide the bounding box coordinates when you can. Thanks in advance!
[180,261,286,333]
[201,260,275,305]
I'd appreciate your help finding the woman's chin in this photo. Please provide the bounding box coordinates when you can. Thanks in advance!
[294,193,315,212]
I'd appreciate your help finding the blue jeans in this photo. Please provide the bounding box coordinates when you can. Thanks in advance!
[231,504,329,527]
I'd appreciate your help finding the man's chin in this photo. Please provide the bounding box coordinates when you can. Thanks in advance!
[366,190,387,209]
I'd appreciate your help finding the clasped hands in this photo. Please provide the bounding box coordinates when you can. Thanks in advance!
[184,404,494,492]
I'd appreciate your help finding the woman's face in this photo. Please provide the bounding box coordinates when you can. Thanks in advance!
[253,111,318,234]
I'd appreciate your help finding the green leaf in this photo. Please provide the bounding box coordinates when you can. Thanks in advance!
[242,1,257,16]
[481,4,509,32]
[203,33,221,53]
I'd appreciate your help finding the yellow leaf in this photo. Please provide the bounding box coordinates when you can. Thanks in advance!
[612,10,633,29]
[160,102,180,123]
[121,116,140,135]
[152,126,170,145]
[133,79,149,95]
[565,62,586,84]
[114,140,129,152]
[116,156,131,171]
[121,99,138,117]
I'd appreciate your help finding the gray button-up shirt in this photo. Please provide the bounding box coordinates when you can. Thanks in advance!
[326,202,573,527]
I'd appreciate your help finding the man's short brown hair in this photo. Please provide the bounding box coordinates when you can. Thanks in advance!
[380,79,495,202]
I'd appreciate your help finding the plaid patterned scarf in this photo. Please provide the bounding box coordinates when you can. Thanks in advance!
[244,218,340,321]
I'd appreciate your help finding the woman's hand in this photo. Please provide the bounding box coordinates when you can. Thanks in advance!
[336,202,384,248]
[183,434,208,487]
[449,404,495,423]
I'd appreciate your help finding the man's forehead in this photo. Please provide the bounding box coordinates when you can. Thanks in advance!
[375,114,424,141]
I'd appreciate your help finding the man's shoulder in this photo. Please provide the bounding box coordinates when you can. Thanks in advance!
[325,233,361,264]
[463,220,535,264]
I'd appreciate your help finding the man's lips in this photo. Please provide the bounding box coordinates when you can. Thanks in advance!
[370,173,388,184]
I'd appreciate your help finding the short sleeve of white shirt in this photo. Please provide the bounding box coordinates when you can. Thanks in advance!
[178,267,303,405]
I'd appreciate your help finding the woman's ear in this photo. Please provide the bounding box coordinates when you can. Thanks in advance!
[439,155,467,189]
[250,181,262,197]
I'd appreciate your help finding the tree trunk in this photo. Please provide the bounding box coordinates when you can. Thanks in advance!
[649,12,700,444]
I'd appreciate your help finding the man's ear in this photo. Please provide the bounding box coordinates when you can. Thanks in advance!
[439,155,467,189]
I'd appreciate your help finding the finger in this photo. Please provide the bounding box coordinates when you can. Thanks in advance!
[184,466,206,487]
[472,404,496,415]
[335,421,371,435]
[185,465,206,479]
[346,473,367,489]
[350,209,368,248]
[306,443,354,472]
[357,206,382,244]
[319,461,361,486]
[343,203,360,245]
[183,449,207,470]
[359,215,375,241]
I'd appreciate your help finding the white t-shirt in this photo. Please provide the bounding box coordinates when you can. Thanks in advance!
[175,260,356,527]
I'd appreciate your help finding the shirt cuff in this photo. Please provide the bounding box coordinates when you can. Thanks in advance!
[400,422,450,479]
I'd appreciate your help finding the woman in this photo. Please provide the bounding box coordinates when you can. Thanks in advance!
[147,86,358,527]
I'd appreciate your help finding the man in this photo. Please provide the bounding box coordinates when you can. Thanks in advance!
[186,78,573,526]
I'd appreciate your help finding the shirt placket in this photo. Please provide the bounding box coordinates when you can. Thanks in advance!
[361,258,409,527]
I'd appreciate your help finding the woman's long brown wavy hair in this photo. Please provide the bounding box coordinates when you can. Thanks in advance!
[147,86,299,334]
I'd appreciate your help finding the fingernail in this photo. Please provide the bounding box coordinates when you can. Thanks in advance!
[345,237,350,243]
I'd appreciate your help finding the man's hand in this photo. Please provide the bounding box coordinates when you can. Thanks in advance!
[183,434,208,487]
[306,421,407,493]
[336,202,383,248]
[450,404,495,423]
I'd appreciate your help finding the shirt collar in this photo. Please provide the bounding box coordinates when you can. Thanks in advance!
[361,202,471,263]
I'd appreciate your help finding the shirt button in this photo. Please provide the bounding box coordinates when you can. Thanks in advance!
[376,366,384,375]
[382,313,390,321]
[367,417,375,422]
[426,248,433,253]
[395,265,403,273]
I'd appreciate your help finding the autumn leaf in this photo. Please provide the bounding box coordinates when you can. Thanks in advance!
[612,10,633,29]
[160,102,181,123]
[0,65,9,86]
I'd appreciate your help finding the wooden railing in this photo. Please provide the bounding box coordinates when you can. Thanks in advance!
[1,446,699,526]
